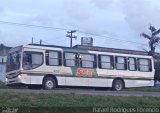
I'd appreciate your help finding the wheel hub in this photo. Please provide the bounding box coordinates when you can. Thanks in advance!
[116,83,122,90]
[46,80,54,88]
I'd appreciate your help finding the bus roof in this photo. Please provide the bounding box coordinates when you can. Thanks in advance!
[28,44,149,56]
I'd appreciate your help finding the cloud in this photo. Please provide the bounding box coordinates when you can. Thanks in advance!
[0,30,2,39]
[121,0,160,33]
[23,15,53,26]
[0,30,27,46]
[1,0,160,49]
[63,0,93,21]
[0,6,4,14]
[90,0,114,9]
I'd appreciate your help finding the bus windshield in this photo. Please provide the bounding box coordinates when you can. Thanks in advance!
[7,51,21,72]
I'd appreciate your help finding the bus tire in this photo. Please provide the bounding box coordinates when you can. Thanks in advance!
[112,79,124,91]
[43,77,57,90]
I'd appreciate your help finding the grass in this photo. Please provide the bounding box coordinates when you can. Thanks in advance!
[1,92,160,107]
[0,92,160,113]
[1,80,160,112]
[125,87,160,92]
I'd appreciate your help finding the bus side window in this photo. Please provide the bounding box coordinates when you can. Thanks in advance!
[138,58,152,72]
[98,55,114,69]
[115,56,127,70]
[128,57,137,71]
[64,52,78,67]
[79,53,96,68]
[23,53,32,65]
[23,51,43,70]
[45,51,62,66]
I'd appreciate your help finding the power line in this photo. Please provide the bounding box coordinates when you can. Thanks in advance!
[0,20,68,31]
[0,20,148,46]
[77,30,147,46]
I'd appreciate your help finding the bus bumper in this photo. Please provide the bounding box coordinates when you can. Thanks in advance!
[5,74,30,85]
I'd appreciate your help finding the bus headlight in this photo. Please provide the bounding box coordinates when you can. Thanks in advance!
[18,75,22,78]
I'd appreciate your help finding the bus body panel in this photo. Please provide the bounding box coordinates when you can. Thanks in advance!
[124,79,154,87]
[6,44,155,89]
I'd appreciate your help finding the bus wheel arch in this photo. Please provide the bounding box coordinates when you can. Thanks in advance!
[112,78,125,91]
[42,74,58,90]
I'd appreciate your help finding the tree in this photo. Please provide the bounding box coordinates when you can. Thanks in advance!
[154,59,160,81]
[141,25,160,56]
[141,25,160,82]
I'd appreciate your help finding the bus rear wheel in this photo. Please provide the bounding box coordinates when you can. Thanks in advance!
[43,77,56,90]
[112,79,124,91]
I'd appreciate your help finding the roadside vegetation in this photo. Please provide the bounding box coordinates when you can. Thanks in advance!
[0,80,6,89]
[125,87,160,92]
[0,92,160,113]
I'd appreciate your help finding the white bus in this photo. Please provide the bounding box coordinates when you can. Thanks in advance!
[6,44,155,91]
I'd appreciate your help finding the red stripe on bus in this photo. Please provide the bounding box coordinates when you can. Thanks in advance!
[60,72,72,75]
[98,74,153,79]
[21,70,53,74]
[21,70,72,75]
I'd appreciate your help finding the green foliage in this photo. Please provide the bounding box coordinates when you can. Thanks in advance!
[0,81,6,89]
[0,92,160,113]
[154,60,160,80]
[126,87,160,92]
[0,92,160,107]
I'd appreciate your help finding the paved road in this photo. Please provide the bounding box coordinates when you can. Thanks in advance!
[0,89,160,97]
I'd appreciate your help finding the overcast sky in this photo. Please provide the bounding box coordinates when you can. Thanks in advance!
[0,0,160,51]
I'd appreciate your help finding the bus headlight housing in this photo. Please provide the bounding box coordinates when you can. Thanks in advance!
[18,75,22,78]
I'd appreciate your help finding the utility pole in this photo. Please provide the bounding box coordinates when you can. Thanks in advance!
[40,40,42,45]
[66,30,77,47]
[32,37,34,44]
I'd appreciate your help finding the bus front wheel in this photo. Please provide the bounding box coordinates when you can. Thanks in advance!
[43,77,57,90]
[112,79,124,91]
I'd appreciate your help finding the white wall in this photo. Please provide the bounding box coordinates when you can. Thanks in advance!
[0,56,7,81]
[0,64,6,81]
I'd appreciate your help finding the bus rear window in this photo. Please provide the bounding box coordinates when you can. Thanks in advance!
[23,51,43,70]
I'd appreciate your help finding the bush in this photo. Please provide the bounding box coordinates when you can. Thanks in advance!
[154,60,160,80]
[0,80,6,89]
